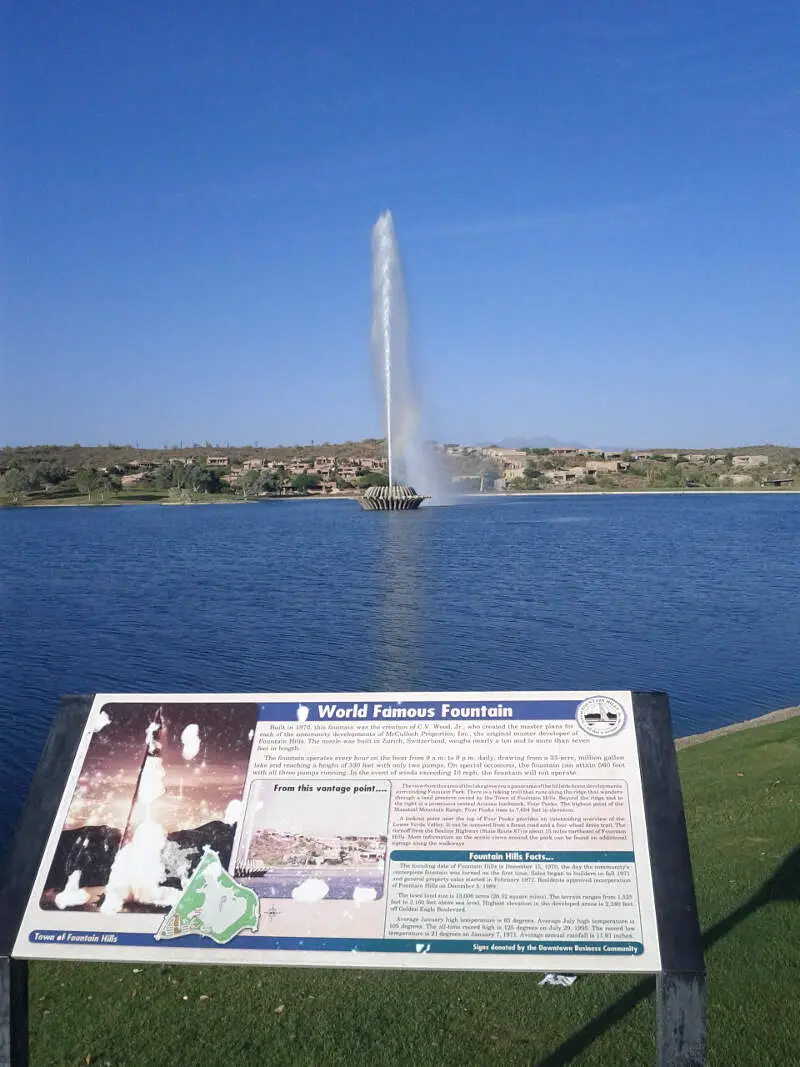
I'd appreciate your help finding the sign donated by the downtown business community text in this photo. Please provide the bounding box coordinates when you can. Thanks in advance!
[15,691,662,972]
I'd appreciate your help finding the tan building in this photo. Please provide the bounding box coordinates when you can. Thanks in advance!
[483,447,527,464]
[504,463,528,481]
[312,457,336,474]
[732,454,769,467]
[544,467,585,485]
[206,455,229,467]
[585,460,630,474]
[630,451,679,462]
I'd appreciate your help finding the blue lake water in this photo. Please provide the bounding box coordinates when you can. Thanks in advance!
[2,494,799,848]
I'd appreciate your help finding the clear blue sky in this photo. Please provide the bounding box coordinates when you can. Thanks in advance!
[3,1,798,448]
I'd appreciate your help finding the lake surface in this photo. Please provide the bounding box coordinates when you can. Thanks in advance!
[2,494,799,847]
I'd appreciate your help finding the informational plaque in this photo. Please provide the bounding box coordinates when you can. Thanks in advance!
[14,691,662,972]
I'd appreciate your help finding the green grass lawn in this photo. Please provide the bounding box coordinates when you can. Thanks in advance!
[8,488,248,506]
[1,488,300,506]
[29,718,799,1066]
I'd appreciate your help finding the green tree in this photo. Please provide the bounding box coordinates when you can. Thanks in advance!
[95,472,120,502]
[646,462,685,489]
[74,467,101,501]
[171,464,191,491]
[257,470,281,494]
[661,466,686,488]
[356,472,389,489]
[37,460,68,487]
[1,468,28,503]
[187,465,221,494]
[292,473,321,495]
[23,463,44,492]
[265,465,289,494]
[239,469,262,499]
[153,464,176,490]
[644,463,657,486]
[694,469,719,488]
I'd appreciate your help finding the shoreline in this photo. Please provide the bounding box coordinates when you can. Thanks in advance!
[5,496,258,508]
[675,705,800,748]
[4,487,799,509]
[481,488,800,498]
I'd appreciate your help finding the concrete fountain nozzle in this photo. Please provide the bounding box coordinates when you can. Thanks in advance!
[359,484,429,511]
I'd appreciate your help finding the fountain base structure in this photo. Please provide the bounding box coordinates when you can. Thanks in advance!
[359,484,429,511]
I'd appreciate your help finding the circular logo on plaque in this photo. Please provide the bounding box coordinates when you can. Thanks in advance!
[576,696,626,737]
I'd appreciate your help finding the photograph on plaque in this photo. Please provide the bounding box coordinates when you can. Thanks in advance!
[38,701,259,914]
[234,778,390,901]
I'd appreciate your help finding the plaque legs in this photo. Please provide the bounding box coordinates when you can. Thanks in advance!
[656,970,705,1066]
[0,956,28,1067]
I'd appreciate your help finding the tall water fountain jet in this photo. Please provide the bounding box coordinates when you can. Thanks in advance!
[361,211,447,511]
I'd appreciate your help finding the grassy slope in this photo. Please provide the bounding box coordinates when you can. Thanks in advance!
[15,488,247,506]
[29,719,799,1066]
[0,440,388,472]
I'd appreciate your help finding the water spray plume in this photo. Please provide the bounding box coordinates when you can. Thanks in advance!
[372,213,396,488]
[369,211,449,506]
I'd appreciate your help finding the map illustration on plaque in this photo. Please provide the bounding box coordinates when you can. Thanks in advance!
[155,849,259,944]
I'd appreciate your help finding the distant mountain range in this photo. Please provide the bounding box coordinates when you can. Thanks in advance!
[477,438,793,453]
[478,436,588,450]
